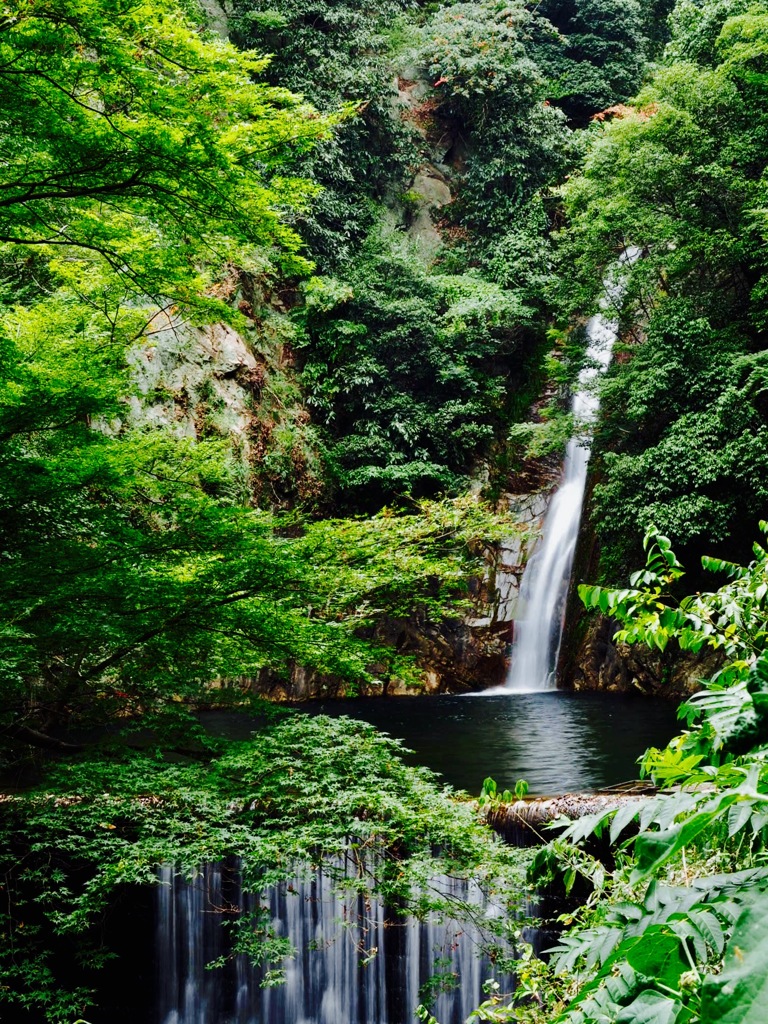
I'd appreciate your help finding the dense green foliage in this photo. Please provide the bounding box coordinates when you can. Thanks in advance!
[6,0,768,1019]
[230,0,417,267]
[0,713,525,1020]
[0,0,337,289]
[555,0,768,574]
[418,1,573,233]
[222,0,695,512]
[0,0,528,763]
[532,0,674,123]
[231,0,577,502]
[0,314,514,740]
[298,244,531,502]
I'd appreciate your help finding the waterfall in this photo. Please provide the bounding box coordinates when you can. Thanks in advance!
[500,250,639,694]
[157,856,512,1024]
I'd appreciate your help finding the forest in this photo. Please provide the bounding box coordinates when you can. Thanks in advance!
[2,0,768,1021]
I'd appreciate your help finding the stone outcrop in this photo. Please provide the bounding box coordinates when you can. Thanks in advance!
[564,612,721,698]
[384,66,465,258]
[127,311,264,451]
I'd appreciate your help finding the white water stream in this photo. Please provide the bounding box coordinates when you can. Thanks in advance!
[157,857,512,1024]
[499,250,639,694]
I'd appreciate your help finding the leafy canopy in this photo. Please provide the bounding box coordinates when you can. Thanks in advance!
[0,0,341,292]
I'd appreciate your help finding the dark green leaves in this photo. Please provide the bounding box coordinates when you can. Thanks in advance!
[299,244,529,504]
[616,991,692,1024]
[701,891,768,1024]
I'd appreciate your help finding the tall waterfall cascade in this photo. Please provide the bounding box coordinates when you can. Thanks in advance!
[501,250,640,694]
[157,857,512,1024]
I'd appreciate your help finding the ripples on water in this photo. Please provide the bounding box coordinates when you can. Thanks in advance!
[205,691,679,796]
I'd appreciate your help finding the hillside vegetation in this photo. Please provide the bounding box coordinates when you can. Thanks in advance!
[2,0,768,1021]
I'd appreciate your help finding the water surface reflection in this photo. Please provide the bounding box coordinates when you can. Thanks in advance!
[207,692,679,796]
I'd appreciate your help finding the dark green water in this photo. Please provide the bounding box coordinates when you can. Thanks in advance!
[205,691,679,796]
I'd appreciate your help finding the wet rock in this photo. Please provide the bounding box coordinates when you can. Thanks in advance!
[565,612,721,698]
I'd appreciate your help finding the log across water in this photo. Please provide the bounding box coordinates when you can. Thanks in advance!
[485,781,656,846]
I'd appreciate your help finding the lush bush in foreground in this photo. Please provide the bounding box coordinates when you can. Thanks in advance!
[473,526,768,1024]
[0,714,526,1021]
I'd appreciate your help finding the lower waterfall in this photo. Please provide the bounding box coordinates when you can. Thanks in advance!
[157,857,512,1024]
[502,249,639,693]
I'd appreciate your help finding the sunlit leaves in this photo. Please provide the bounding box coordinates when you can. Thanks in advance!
[580,525,768,666]
[0,0,339,296]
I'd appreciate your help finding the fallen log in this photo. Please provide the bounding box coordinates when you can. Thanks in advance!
[484,780,656,846]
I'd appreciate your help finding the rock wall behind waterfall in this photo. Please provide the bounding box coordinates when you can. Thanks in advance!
[122,273,328,510]
[558,478,719,698]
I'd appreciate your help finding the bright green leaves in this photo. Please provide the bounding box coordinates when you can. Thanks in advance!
[633,799,740,882]
[717,11,768,86]
[550,867,768,1024]
[0,714,526,1022]
[701,891,768,1024]
[579,527,688,652]
[617,990,692,1024]
[548,516,768,1024]
[580,525,768,668]
[230,0,415,268]
[0,414,517,742]
[581,525,768,775]
[0,0,338,296]
[623,928,690,997]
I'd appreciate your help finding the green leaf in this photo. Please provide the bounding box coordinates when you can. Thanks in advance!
[616,991,691,1024]
[634,795,741,881]
[610,802,641,844]
[623,928,687,991]
[688,908,726,957]
[701,891,768,1024]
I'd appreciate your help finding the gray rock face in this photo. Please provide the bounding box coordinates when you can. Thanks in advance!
[406,168,453,257]
[490,490,552,627]
[197,0,229,39]
[566,612,719,698]
[126,311,263,451]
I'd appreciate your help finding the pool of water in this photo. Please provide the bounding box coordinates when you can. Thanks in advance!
[204,691,679,796]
